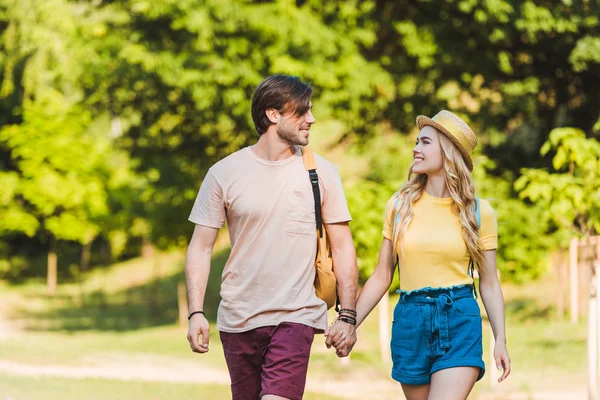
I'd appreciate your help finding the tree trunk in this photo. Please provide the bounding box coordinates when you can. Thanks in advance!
[75,239,93,308]
[150,251,160,316]
[81,240,92,273]
[142,238,154,259]
[47,234,57,296]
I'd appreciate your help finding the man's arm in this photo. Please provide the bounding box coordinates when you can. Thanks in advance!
[324,221,358,357]
[186,224,219,354]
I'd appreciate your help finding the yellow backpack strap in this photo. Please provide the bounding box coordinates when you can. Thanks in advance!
[301,146,317,170]
[300,146,323,236]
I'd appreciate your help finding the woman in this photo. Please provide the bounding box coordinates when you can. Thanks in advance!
[336,110,510,399]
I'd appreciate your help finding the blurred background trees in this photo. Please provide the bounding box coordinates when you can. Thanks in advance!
[1,0,599,290]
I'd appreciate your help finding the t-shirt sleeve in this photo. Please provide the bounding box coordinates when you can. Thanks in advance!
[382,195,398,241]
[479,199,498,250]
[321,167,352,224]
[188,170,226,229]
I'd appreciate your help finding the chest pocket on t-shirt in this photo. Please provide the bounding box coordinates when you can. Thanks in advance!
[286,187,317,235]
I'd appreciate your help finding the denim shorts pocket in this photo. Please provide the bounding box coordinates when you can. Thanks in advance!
[391,304,429,354]
[452,297,481,317]
[392,301,407,323]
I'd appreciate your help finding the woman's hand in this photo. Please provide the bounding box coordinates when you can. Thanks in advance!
[494,341,511,383]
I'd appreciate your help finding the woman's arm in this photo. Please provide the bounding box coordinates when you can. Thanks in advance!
[356,238,396,327]
[479,249,511,382]
[327,237,395,352]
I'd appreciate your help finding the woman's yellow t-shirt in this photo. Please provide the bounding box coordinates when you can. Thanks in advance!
[382,191,498,292]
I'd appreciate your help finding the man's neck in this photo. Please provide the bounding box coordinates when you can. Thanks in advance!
[251,132,298,161]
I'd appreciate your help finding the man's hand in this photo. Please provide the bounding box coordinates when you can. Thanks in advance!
[187,313,210,353]
[324,320,356,357]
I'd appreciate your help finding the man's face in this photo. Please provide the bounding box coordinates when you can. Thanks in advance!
[276,102,316,146]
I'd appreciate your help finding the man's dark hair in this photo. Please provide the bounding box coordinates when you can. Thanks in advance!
[251,75,313,135]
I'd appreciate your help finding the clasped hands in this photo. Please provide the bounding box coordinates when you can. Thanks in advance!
[324,315,357,358]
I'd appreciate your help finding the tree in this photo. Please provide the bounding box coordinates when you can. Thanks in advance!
[306,0,600,172]
[516,128,600,238]
[0,0,137,290]
[72,0,394,248]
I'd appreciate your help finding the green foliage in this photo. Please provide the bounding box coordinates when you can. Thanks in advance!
[0,0,106,243]
[0,0,142,278]
[346,180,395,283]
[309,0,600,174]
[1,0,598,285]
[471,158,555,282]
[1,97,107,242]
[70,0,394,247]
[345,132,412,285]
[516,128,600,237]
[569,36,600,72]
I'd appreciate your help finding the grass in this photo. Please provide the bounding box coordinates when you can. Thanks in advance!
[0,375,341,400]
[0,248,588,399]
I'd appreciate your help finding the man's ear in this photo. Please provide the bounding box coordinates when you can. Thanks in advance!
[266,108,279,124]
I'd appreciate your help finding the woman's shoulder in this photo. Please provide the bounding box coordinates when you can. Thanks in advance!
[386,191,402,208]
[477,198,497,219]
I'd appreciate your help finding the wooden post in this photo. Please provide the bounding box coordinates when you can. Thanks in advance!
[555,252,565,319]
[571,238,579,324]
[589,272,598,400]
[582,248,591,322]
[378,291,391,363]
[595,240,600,397]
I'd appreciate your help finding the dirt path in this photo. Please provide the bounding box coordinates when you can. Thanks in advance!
[0,356,587,400]
[0,304,17,342]
[0,304,586,399]
[0,355,401,399]
[0,358,230,385]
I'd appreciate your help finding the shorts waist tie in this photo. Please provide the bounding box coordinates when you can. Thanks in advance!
[398,285,475,356]
[433,294,453,353]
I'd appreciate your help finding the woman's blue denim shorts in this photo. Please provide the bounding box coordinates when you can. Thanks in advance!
[390,284,485,385]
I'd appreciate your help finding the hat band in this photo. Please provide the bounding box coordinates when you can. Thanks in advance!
[432,114,472,152]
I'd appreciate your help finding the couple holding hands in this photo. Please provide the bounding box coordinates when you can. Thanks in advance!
[185,75,510,400]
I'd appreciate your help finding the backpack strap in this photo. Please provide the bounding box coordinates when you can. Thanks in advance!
[475,196,481,230]
[469,196,481,298]
[300,146,323,237]
[391,196,402,267]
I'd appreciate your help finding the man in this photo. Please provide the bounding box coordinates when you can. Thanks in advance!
[185,75,358,400]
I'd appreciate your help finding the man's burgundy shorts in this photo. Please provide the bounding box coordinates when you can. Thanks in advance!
[219,322,315,400]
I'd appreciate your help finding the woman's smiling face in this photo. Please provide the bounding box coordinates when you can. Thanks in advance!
[411,126,444,175]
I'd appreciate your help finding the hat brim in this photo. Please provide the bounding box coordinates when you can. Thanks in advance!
[416,115,474,171]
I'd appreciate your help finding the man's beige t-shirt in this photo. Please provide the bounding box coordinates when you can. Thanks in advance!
[189,146,351,333]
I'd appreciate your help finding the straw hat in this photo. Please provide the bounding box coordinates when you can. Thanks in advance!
[416,110,478,171]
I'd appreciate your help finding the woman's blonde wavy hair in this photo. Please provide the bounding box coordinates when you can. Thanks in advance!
[390,130,487,271]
